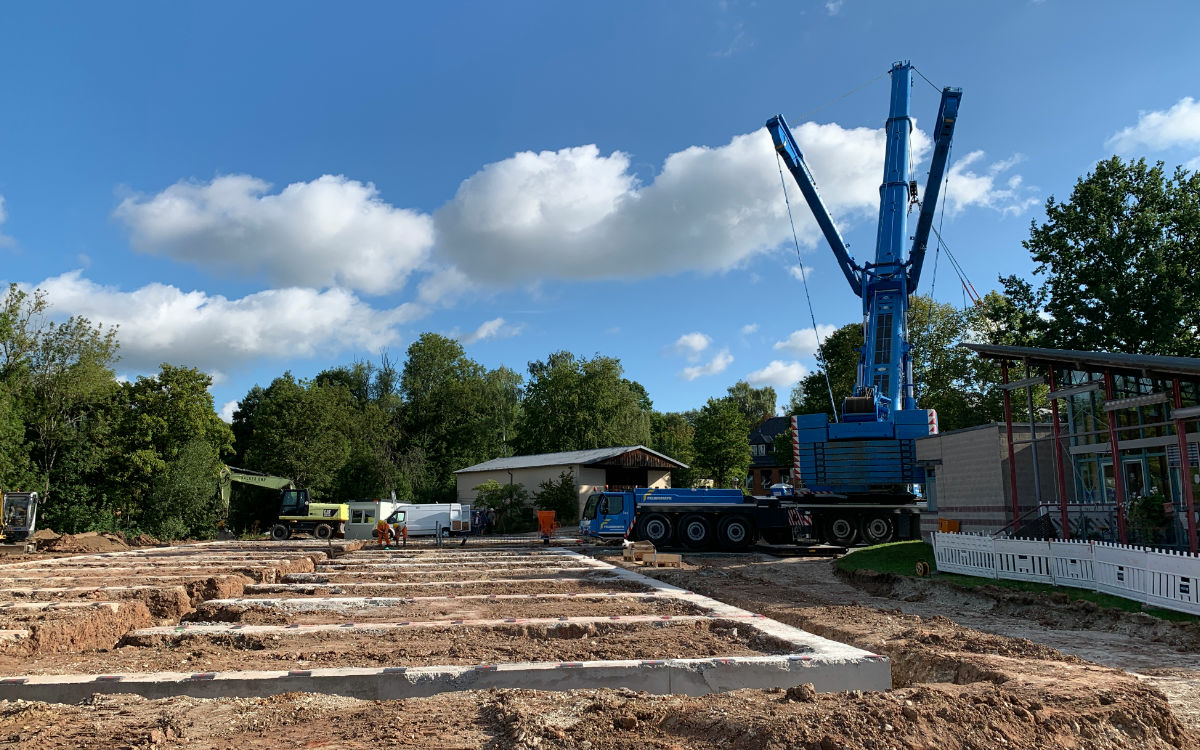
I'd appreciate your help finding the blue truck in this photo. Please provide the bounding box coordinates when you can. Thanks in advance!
[579,487,921,550]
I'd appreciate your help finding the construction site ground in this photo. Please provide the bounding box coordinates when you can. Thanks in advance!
[0,536,1196,749]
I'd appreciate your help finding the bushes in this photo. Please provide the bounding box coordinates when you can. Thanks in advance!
[472,480,535,533]
[533,470,578,525]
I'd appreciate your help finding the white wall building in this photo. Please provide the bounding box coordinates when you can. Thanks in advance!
[455,446,686,516]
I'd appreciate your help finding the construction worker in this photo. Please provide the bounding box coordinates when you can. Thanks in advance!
[399,522,408,547]
[375,519,392,549]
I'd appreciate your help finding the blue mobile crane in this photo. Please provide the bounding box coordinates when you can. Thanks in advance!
[597,62,961,552]
[763,61,962,544]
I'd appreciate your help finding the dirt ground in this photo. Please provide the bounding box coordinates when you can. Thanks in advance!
[0,546,1198,749]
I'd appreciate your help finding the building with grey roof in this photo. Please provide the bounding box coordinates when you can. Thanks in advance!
[455,446,687,516]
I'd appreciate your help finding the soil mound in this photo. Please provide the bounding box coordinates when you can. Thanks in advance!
[44,532,130,554]
[128,533,164,547]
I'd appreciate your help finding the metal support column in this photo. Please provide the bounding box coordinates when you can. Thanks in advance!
[1001,361,1021,530]
[1047,367,1070,539]
[1103,370,1128,544]
[1025,362,1042,504]
[1173,378,1198,554]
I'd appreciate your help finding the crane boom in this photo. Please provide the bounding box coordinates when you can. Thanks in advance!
[766,115,863,297]
[767,61,961,510]
[907,86,962,291]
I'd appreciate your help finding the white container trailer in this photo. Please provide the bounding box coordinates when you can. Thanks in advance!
[344,500,473,539]
[344,500,400,540]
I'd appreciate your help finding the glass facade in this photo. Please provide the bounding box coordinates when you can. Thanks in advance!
[1054,366,1199,549]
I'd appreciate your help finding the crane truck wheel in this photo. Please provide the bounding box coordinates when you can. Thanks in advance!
[717,515,755,551]
[637,513,674,547]
[679,514,715,550]
[314,523,334,540]
[860,514,896,545]
[269,523,292,541]
[822,513,859,546]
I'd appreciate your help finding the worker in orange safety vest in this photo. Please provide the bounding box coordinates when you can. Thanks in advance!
[375,520,392,548]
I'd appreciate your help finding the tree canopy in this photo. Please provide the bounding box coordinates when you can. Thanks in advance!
[514,351,651,454]
[1019,157,1200,355]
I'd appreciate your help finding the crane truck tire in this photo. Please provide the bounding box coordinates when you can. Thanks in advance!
[822,513,859,546]
[314,523,334,540]
[717,515,754,551]
[637,513,674,547]
[678,514,715,550]
[269,523,291,541]
[860,513,896,545]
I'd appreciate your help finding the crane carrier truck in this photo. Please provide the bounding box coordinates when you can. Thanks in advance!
[588,62,960,549]
[580,487,921,549]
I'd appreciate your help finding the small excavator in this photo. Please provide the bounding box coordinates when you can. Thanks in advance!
[0,490,38,552]
[219,465,349,540]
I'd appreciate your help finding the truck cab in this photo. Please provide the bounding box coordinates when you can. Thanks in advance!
[579,492,635,539]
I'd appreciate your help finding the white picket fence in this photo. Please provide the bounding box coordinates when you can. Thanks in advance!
[931,531,1200,616]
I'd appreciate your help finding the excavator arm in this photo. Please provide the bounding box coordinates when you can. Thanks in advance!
[218,465,296,513]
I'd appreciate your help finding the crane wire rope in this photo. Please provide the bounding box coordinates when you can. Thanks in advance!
[921,141,953,335]
[790,69,889,124]
[775,152,839,421]
[911,66,943,95]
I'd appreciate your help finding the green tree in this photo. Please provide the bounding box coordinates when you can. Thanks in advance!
[692,397,751,488]
[909,296,1006,431]
[115,364,234,538]
[515,352,651,454]
[24,314,121,511]
[532,469,579,525]
[726,381,777,425]
[401,334,520,501]
[1020,157,1200,355]
[242,374,353,496]
[649,411,700,488]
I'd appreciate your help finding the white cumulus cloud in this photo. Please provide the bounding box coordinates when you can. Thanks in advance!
[1107,97,1200,153]
[740,323,759,336]
[434,123,935,284]
[773,324,838,357]
[673,331,712,360]
[33,270,423,375]
[746,360,808,388]
[681,349,733,381]
[458,317,523,344]
[219,399,239,424]
[114,174,435,295]
[943,151,1038,216]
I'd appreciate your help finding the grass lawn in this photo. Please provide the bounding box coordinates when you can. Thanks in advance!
[837,540,1197,623]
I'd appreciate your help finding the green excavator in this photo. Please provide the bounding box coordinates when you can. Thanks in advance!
[218,465,349,540]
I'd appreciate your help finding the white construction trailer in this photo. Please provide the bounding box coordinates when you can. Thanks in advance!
[345,500,473,540]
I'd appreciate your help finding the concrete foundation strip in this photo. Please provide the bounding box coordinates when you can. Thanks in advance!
[0,546,890,700]
[266,576,622,588]
[0,601,122,613]
[203,592,682,610]
[0,653,887,703]
[140,613,732,637]
[315,561,588,570]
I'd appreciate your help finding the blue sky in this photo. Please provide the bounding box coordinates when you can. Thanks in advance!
[2,1,1199,420]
